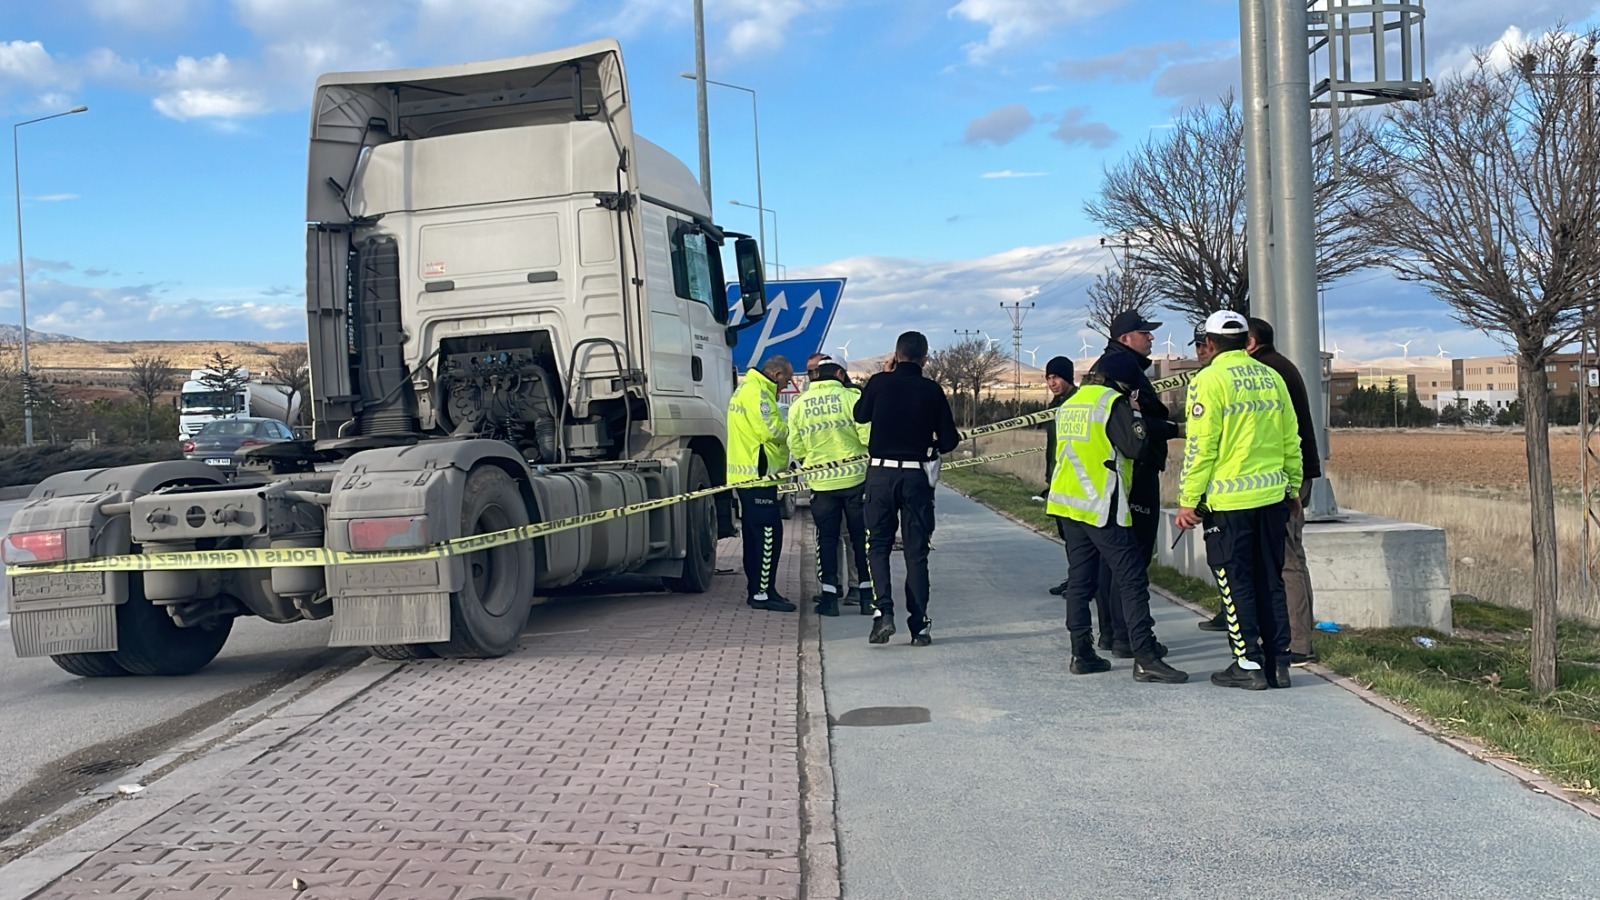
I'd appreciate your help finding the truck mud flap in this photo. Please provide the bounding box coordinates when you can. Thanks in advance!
[329,593,450,647]
[11,605,118,656]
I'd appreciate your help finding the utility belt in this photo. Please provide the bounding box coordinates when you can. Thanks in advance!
[869,458,928,469]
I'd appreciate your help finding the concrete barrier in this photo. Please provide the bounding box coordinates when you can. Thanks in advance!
[0,485,37,501]
[1157,508,1452,634]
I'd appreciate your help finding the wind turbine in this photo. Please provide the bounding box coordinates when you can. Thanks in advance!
[981,330,1002,349]
[1395,340,1414,360]
[835,339,852,361]
[1161,333,1176,359]
[1436,344,1450,359]
[1024,346,1041,367]
[1330,341,1344,363]
[1078,336,1093,358]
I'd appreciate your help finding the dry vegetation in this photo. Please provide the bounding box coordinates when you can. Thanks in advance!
[28,341,304,374]
[966,425,1600,623]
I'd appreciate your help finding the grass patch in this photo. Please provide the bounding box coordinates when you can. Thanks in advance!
[946,464,1600,795]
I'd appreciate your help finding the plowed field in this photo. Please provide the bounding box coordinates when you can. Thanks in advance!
[1328,430,1585,491]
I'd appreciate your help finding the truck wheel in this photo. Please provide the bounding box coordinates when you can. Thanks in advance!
[429,467,534,659]
[110,578,234,676]
[664,455,716,594]
[50,653,128,678]
[366,644,436,661]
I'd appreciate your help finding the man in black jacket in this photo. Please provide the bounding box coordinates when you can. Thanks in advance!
[1248,318,1323,665]
[853,331,962,646]
[1088,311,1179,656]
[1041,355,1075,596]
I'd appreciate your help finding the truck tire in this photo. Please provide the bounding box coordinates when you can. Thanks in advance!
[366,644,436,661]
[50,652,128,678]
[110,578,234,676]
[429,467,534,659]
[664,455,716,594]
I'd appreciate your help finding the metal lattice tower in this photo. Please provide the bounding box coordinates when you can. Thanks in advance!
[1000,301,1035,413]
[1306,1,1432,174]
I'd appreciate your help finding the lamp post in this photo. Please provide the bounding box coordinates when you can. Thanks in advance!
[691,0,711,206]
[679,74,764,268]
[729,200,779,278]
[13,104,88,447]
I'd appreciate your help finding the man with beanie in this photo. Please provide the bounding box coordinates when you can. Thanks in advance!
[728,355,796,612]
[1247,317,1322,665]
[1088,311,1179,657]
[1042,355,1076,597]
[789,355,873,618]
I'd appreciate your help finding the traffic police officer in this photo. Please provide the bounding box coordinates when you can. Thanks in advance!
[1047,372,1187,684]
[729,355,796,612]
[788,355,873,617]
[1175,311,1303,689]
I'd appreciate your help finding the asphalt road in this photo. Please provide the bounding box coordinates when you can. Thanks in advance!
[0,498,357,843]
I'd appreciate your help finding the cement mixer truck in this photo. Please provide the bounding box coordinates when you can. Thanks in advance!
[2,40,771,677]
[177,368,304,440]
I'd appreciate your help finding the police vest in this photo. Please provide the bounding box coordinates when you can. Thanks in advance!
[1176,349,1303,511]
[1046,384,1134,528]
[786,380,868,493]
[727,369,789,486]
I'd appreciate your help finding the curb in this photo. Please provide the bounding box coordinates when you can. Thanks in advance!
[945,478,1600,823]
[0,659,399,900]
[797,516,842,900]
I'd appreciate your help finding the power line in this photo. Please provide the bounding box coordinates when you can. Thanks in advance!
[1001,300,1035,413]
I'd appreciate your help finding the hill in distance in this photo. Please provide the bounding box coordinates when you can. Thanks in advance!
[0,324,82,343]
[25,340,306,372]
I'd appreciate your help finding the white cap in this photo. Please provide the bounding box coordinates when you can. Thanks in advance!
[1203,310,1249,336]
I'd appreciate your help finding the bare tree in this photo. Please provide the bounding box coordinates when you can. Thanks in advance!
[1085,264,1161,335]
[127,353,177,443]
[1085,94,1385,323]
[1360,29,1600,693]
[927,337,1009,428]
[265,344,310,426]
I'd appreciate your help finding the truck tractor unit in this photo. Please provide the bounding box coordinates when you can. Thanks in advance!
[178,369,304,440]
[2,41,770,677]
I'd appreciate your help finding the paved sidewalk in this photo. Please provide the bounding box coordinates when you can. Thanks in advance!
[21,533,809,900]
[822,488,1600,899]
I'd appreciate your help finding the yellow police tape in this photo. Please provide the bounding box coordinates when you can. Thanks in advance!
[14,375,1204,576]
[12,443,1051,575]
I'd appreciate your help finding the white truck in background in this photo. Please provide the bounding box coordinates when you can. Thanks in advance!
[4,40,770,677]
[177,369,304,440]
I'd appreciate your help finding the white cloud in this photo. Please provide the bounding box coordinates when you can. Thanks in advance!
[35,194,79,202]
[981,170,1047,178]
[0,41,63,88]
[0,266,305,341]
[1050,106,1118,149]
[949,0,1126,64]
[963,103,1035,146]
[87,0,208,31]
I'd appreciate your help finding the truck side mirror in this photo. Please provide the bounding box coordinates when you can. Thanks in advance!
[734,237,766,320]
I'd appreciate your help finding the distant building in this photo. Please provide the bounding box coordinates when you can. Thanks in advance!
[1453,353,1592,396]
[1432,390,1519,414]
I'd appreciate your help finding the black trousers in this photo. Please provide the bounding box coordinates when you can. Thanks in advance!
[1058,516,1159,659]
[864,466,935,633]
[736,485,783,598]
[1206,502,1291,665]
[811,485,868,594]
[1093,467,1159,642]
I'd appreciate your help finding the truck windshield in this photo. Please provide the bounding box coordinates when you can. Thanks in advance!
[182,391,241,413]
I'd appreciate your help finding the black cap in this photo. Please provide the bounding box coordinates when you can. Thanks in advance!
[1189,323,1207,346]
[1110,310,1162,338]
[1045,356,1074,382]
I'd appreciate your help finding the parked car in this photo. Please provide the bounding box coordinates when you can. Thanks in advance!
[181,417,295,476]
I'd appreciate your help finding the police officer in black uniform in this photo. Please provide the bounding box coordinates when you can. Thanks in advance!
[853,331,961,647]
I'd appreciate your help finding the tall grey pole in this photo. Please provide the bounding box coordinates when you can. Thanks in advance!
[13,123,32,446]
[749,90,765,275]
[693,0,712,207]
[1265,0,1335,516]
[1240,0,1277,327]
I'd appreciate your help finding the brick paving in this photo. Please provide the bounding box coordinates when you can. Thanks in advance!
[31,532,809,900]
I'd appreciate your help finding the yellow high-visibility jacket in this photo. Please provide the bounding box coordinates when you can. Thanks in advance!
[787,380,869,493]
[1177,349,1303,511]
[728,369,789,485]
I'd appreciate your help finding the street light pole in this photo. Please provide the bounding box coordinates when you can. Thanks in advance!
[692,0,711,207]
[13,105,88,447]
[680,75,764,268]
[730,200,779,278]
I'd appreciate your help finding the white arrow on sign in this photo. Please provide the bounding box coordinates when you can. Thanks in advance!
[748,290,824,366]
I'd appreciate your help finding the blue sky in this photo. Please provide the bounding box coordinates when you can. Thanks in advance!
[2,0,1597,366]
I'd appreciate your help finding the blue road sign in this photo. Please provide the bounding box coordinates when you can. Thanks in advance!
[727,278,847,372]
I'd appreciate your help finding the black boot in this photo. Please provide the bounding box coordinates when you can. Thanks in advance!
[1198,610,1228,632]
[813,593,840,617]
[748,596,797,612]
[1133,656,1189,684]
[1070,638,1111,674]
[1110,639,1134,659]
[1211,661,1270,690]
[1267,660,1291,689]
[1096,631,1113,651]
[869,613,896,644]
[858,586,877,615]
[1048,580,1069,596]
